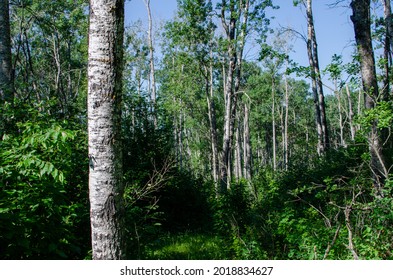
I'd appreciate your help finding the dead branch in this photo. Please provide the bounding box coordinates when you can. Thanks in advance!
[127,157,176,205]
[323,224,341,260]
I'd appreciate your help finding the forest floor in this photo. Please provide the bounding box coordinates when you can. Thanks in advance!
[144,232,228,260]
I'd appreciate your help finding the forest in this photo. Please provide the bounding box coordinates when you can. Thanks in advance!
[1,0,393,260]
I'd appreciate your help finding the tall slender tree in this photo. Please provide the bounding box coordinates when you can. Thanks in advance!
[293,0,329,155]
[0,0,13,103]
[143,0,157,128]
[88,0,125,259]
[382,0,392,100]
[305,0,329,154]
[351,0,388,196]
[219,0,240,191]
[219,0,272,191]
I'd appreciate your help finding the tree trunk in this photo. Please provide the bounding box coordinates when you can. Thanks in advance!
[220,0,250,191]
[206,56,219,189]
[284,72,289,170]
[144,0,157,128]
[382,0,392,100]
[280,101,285,167]
[88,0,125,260]
[272,77,277,171]
[335,81,345,147]
[243,101,252,179]
[351,0,388,196]
[307,38,323,155]
[383,0,393,52]
[357,88,362,132]
[0,0,13,103]
[381,0,393,151]
[345,84,356,141]
[344,206,359,260]
[306,0,329,154]
[220,1,237,192]
[234,119,243,180]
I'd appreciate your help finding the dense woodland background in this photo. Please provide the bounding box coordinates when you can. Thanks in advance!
[1,0,393,259]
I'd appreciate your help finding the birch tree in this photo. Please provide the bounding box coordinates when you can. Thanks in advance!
[143,0,157,128]
[305,0,329,154]
[88,0,125,260]
[293,0,329,154]
[218,0,273,191]
[164,0,220,189]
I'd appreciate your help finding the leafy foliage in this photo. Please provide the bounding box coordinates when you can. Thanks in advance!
[0,115,89,259]
[2,0,393,261]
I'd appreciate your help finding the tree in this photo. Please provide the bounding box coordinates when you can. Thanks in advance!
[0,0,13,103]
[218,0,273,191]
[143,0,157,128]
[324,54,347,147]
[161,0,220,189]
[381,0,392,100]
[305,0,329,154]
[350,0,388,195]
[292,0,329,155]
[87,0,125,259]
[9,0,87,118]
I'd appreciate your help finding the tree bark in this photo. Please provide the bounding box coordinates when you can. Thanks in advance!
[0,0,13,103]
[306,0,329,154]
[382,0,392,100]
[381,0,393,151]
[220,0,249,191]
[243,101,252,179]
[344,206,359,260]
[351,0,388,196]
[272,76,277,171]
[143,0,157,128]
[383,0,393,52]
[206,55,219,189]
[88,0,125,260]
[234,119,243,180]
[334,81,345,147]
[345,84,356,141]
[220,0,237,192]
[284,72,289,170]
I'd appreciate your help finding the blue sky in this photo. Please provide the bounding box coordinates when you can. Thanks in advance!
[125,0,357,92]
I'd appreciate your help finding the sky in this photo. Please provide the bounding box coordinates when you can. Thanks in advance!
[124,0,357,93]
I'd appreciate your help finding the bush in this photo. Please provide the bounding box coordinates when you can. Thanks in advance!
[0,119,89,259]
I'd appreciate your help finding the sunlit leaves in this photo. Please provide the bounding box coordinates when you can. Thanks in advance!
[0,119,88,259]
[1,121,75,184]
[358,101,393,130]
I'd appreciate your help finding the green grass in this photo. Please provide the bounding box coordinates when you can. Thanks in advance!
[144,232,229,260]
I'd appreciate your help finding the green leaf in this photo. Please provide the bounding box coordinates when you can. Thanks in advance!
[59,172,65,184]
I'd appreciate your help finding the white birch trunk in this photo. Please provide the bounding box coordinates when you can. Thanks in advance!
[88,0,125,260]
[272,78,277,171]
[143,0,157,128]
[334,81,345,147]
[243,101,252,179]
[306,0,329,154]
[284,73,289,170]
[345,84,356,141]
